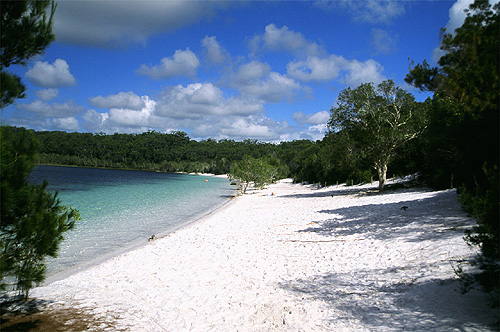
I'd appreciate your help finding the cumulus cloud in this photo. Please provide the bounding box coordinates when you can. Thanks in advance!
[35,88,59,101]
[227,61,307,103]
[107,97,156,128]
[370,28,398,55]
[25,59,76,88]
[342,59,385,86]
[81,90,284,140]
[202,36,230,64]
[156,83,263,119]
[240,72,305,103]
[249,24,323,57]
[7,113,80,132]
[232,61,271,85]
[89,91,146,110]
[136,49,200,79]
[287,55,385,86]
[292,111,330,125]
[220,117,273,139]
[445,0,474,34]
[17,100,84,118]
[287,55,346,82]
[54,1,233,47]
[82,109,109,131]
[82,97,157,133]
[51,117,80,131]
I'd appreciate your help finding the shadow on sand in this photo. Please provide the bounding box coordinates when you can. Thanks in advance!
[0,296,116,331]
[298,189,470,243]
[279,188,498,330]
[279,269,497,331]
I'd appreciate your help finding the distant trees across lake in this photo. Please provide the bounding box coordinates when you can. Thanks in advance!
[4,125,424,188]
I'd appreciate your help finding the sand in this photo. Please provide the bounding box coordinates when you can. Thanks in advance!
[30,178,498,331]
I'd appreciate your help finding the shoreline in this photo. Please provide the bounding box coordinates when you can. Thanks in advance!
[36,163,231,179]
[42,183,237,285]
[29,178,497,331]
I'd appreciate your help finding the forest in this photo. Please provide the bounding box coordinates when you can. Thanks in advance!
[3,125,420,186]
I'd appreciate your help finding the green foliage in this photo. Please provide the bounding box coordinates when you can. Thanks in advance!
[460,165,499,294]
[0,128,298,177]
[1,127,79,298]
[229,156,278,194]
[1,0,56,108]
[328,79,427,189]
[407,0,499,295]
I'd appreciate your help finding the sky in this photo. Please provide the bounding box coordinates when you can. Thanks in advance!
[1,0,483,142]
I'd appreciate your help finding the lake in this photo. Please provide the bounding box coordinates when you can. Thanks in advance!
[28,165,234,282]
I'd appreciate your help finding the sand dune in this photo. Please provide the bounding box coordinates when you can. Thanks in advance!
[31,179,497,331]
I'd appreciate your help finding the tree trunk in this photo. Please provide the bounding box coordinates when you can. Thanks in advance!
[376,163,388,190]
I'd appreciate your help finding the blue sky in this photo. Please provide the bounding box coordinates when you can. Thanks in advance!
[1,0,481,141]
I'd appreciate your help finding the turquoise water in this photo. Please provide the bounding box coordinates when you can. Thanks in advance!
[29,166,234,282]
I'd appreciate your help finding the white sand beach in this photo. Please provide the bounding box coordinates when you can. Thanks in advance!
[31,178,497,331]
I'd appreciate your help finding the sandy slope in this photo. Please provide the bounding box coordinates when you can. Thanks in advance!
[31,179,497,331]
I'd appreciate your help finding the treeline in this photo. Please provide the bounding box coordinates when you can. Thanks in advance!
[5,126,418,186]
[30,129,284,175]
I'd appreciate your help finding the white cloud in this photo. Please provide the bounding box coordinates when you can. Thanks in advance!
[292,111,330,125]
[287,55,346,82]
[25,59,76,88]
[156,83,263,119]
[82,109,109,131]
[232,61,271,84]
[89,91,146,110]
[250,24,323,57]
[107,98,156,127]
[246,72,305,103]
[82,97,157,132]
[136,49,200,79]
[315,0,405,24]
[342,59,385,86]
[445,0,473,34]
[287,55,385,86]
[78,89,322,141]
[306,123,328,140]
[432,0,500,62]
[17,100,84,118]
[54,1,234,47]
[370,28,398,55]
[51,117,80,131]
[35,88,59,101]
[202,36,230,64]
[220,117,273,139]
[228,61,306,103]
[7,113,80,132]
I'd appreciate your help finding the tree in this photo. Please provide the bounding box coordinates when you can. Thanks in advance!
[1,127,79,298]
[406,0,499,293]
[1,0,56,108]
[328,80,426,190]
[229,156,277,194]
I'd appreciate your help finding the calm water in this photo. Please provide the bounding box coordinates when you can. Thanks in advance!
[28,166,234,282]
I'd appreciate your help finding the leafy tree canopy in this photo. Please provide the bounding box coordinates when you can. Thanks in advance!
[406,0,499,293]
[1,127,79,298]
[0,0,56,108]
[328,79,426,190]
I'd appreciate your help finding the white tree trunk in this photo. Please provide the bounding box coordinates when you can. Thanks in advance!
[377,163,388,190]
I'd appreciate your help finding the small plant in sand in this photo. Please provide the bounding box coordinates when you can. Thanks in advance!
[229,156,278,194]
